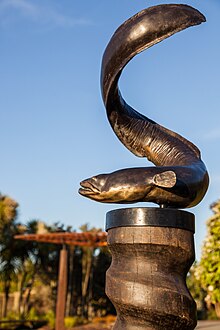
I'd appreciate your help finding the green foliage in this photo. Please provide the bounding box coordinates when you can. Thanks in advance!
[0,194,25,317]
[207,308,218,320]
[195,200,220,318]
[0,311,20,320]
[0,194,18,227]
[187,262,207,319]
[44,310,55,329]
[25,307,40,320]
[187,263,206,304]
[64,316,87,327]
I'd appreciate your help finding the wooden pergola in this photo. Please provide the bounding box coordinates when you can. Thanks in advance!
[15,232,107,330]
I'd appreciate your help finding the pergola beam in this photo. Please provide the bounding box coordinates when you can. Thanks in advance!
[14,232,107,247]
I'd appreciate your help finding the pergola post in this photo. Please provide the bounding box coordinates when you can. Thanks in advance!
[56,245,68,330]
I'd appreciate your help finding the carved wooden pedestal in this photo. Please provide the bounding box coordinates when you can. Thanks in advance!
[105,208,197,330]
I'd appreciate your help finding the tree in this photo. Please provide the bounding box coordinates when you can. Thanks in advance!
[65,224,115,319]
[0,194,18,230]
[20,220,62,315]
[196,200,220,318]
[0,204,61,318]
[16,219,53,315]
[186,262,207,319]
[80,224,99,319]
[92,246,115,316]
[0,194,23,317]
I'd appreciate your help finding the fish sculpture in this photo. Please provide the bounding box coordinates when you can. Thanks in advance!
[79,4,209,208]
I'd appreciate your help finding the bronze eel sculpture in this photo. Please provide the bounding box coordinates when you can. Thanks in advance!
[79,4,209,208]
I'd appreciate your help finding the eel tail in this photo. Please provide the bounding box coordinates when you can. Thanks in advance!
[101,4,205,166]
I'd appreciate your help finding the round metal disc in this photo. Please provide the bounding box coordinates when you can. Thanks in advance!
[106,207,195,233]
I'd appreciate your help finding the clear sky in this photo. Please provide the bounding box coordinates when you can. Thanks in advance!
[1,0,220,259]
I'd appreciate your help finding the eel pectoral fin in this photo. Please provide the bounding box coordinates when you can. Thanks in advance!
[153,171,176,188]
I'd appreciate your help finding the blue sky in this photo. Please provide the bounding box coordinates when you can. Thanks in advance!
[0,0,220,259]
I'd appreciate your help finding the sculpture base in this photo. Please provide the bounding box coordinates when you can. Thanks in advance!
[105,207,197,330]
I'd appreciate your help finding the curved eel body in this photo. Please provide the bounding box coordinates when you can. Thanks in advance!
[79,4,209,208]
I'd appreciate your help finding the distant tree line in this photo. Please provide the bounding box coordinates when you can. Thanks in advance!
[1,192,220,322]
[0,193,115,321]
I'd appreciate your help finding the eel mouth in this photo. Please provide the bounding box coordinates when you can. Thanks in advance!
[79,179,100,196]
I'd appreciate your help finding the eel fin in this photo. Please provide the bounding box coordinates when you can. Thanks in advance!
[153,171,176,188]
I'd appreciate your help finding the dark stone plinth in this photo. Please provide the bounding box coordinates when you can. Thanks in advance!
[105,208,197,330]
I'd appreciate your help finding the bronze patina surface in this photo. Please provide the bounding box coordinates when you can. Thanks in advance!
[106,208,197,329]
[79,4,209,208]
